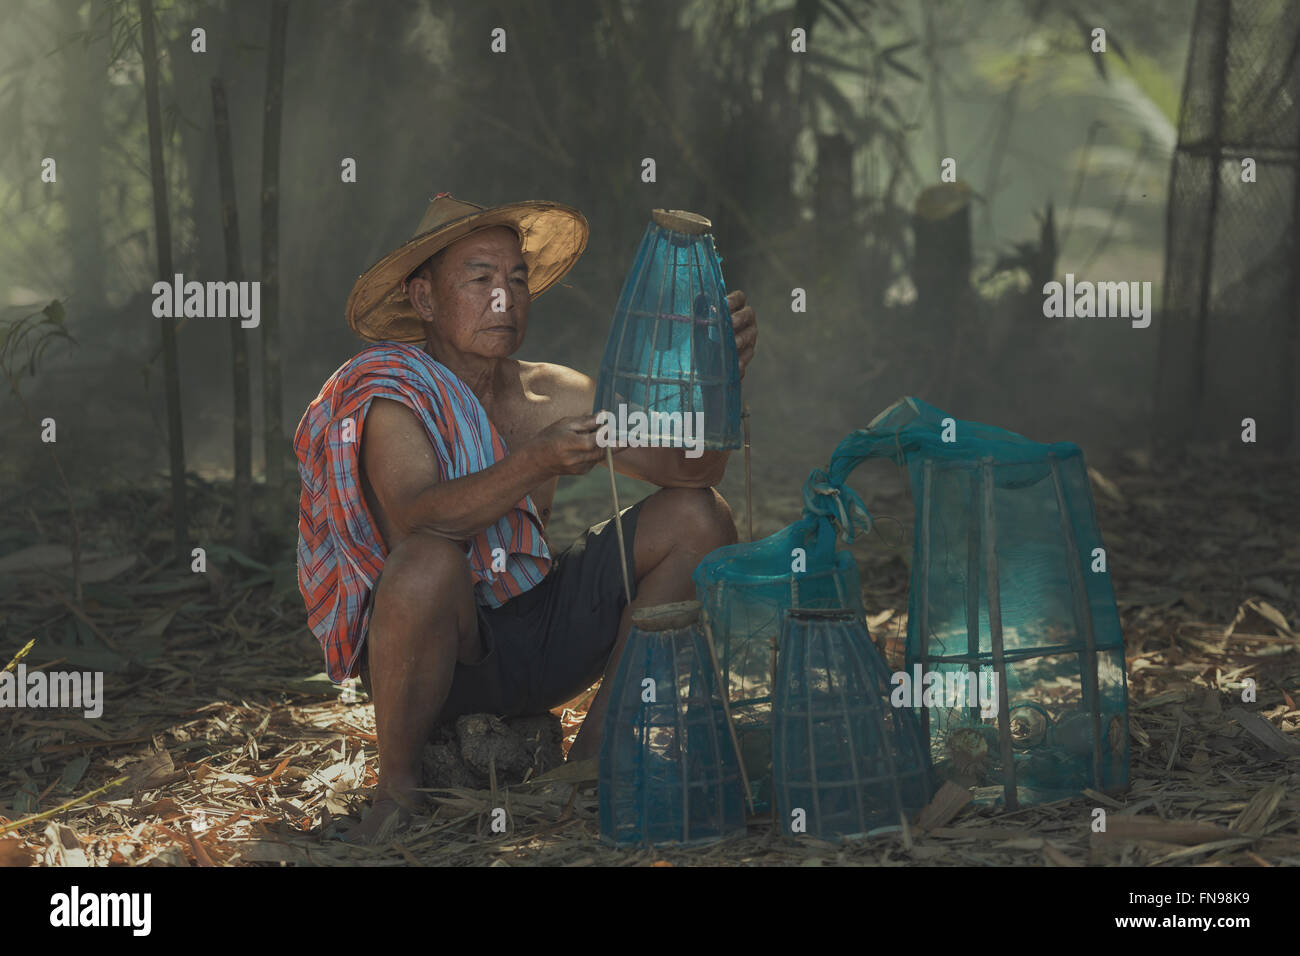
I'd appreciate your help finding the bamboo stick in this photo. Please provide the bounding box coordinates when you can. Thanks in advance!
[260,0,290,534]
[0,775,128,836]
[1049,456,1105,788]
[211,77,253,552]
[701,608,754,812]
[605,445,631,604]
[3,638,35,673]
[139,0,188,563]
[981,459,1019,810]
[742,404,753,542]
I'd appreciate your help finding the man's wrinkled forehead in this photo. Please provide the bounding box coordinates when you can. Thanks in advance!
[445,225,525,268]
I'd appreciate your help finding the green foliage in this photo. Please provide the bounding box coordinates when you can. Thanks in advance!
[0,299,78,390]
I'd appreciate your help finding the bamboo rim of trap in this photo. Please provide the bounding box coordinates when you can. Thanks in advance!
[631,600,702,631]
[650,209,712,234]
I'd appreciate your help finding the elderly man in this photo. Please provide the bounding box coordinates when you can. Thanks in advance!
[294,195,757,842]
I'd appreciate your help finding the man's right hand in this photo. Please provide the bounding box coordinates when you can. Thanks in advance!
[523,414,608,476]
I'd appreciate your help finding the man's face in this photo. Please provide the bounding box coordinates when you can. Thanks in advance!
[409,226,530,361]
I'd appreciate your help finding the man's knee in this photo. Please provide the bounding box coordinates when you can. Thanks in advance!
[371,533,474,637]
[369,533,481,664]
[648,486,737,553]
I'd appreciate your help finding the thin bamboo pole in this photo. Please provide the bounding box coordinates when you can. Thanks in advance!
[260,0,289,534]
[0,776,128,837]
[981,459,1019,810]
[139,0,187,563]
[801,624,822,834]
[742,404,753,541]
[701,607,754,812]
[605,445,631,604]
[667,632,690,843]
[828,625,868,834]
[917,460,934,746]
[770,632,779,829]
[966,471,981,724]
[1049,455,1104,789]
[1188,0,1233,430]
[210,78,252,552]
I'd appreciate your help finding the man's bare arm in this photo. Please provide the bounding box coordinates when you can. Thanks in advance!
[360,398,603,541]
[543,289,757,489]
[543,366,729,488]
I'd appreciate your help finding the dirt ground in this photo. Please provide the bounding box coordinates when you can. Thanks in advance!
[1,449,1298,867]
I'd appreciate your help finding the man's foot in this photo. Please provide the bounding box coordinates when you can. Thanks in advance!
[339,789,421,845]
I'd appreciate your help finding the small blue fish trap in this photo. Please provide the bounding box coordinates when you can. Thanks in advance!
[773,608,934,840]
[592,209,742,451]
[826,398,1129,807]
[598,601,748,847]
[694,489,869,813]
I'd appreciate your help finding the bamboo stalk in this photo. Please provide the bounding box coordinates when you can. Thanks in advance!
[0,775,128,836]
[211,77,253,552]
[139,0,188,563]
[260,0,290,535]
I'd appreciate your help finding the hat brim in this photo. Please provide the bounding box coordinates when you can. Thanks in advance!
[345,200,589,343]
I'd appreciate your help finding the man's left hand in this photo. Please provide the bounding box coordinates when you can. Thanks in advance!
[728,290,757,379]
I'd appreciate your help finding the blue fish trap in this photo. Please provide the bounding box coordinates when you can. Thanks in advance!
[598,601,748,847]
[694,506,867,814]
[827,398,1129,807]
[772,608,934,841]
[592,209,742,451]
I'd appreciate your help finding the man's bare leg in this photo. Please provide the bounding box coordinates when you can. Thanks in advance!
[344,533,478,843]
[567,487,737,762]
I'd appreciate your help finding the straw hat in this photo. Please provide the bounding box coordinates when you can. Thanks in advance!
[345,193,590,342]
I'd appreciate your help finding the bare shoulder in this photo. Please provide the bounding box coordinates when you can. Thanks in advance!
[518,361,595,417]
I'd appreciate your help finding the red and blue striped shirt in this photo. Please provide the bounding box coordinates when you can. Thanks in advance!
[294,342,552,682]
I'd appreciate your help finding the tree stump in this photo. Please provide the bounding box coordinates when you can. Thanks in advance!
[421,712,563,791]
[912,181,973,323]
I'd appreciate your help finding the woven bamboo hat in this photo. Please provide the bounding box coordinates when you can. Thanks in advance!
[345,193,589,342]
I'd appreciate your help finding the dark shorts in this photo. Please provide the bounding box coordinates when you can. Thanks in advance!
[361,499,643,720]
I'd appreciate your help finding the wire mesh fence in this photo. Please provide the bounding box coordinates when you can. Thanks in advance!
[1156,0,1300,454]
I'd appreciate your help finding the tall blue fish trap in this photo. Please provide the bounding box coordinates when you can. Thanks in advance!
[592,209,742,451]
[773,608,934,840]
[598,601,748,847]
[693,477,870,813]
[826,397,1129,808]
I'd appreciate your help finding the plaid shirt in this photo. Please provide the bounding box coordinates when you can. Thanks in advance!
[293,342,552,682]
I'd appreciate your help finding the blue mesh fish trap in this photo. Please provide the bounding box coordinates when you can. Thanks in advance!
[598,601,748,847]
[824,397,1129,807]
[773,608,934,840]
[591,209,742,451]
[694,493,868,813]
